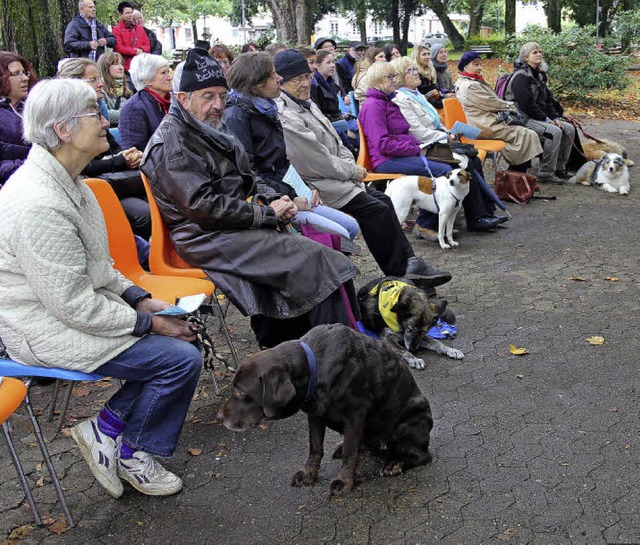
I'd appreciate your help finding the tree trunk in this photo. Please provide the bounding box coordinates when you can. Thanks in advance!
[398,0,413,53]
[1,0,65,77]
[467,0,487,37]
[267,0,297,42]
[390,0,401,46]
[544,0,562,32]
[354,0,367,44]
[295,0,309,45]
[425,0,466,49]
[191,20,198,41]
[504,0,516,36]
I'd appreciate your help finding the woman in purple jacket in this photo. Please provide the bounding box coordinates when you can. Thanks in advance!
[359,61,505,234]
[359,61,451,179]
[0,51,37,187]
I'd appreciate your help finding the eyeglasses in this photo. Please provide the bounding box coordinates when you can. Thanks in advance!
[288,73,313,85]
[82,77,103,85]
[9,71,30,79]
[71,111,102,121]
[405,67,419,75]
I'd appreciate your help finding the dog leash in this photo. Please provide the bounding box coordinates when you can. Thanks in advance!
[299,341,318,403]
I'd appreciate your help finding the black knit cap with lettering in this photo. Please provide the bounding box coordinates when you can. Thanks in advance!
[179,45,227,92]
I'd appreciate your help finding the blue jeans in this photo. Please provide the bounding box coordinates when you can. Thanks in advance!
[96,334,202,458]
[374,156,452,178]
[297,205,360,240]
[374,157,453,230]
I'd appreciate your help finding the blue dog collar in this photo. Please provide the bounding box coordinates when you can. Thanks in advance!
[299,341,317,403]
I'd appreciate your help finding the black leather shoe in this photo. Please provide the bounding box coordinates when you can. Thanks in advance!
[404,257,452,287]
[555,169,570,180]
[487,213,510,224]
[467,216,502,232]
[537,174,564,185]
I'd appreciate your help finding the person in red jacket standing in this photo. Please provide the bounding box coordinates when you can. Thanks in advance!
[113,1,150,74]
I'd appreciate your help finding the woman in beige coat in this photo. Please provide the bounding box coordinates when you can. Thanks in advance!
[455,51,542,170]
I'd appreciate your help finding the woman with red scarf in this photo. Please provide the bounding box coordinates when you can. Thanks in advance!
[455,51,542,173]
[119,54,172,151]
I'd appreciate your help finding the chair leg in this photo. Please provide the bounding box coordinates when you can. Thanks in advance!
[23,392,75,528]
[56,382,75,433]
[2,421,43,526]
[47,380,62,422]
[209,368,221,396]
[213,290,239,370]
[491,152,499,172]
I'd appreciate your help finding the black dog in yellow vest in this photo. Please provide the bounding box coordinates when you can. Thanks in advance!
[357,277,464,369]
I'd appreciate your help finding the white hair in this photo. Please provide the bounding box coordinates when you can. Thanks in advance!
[172,61,185,94]
[23,79,97,150]
[130,53,169,91]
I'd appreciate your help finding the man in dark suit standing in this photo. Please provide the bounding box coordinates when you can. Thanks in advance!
[63,0,116,61]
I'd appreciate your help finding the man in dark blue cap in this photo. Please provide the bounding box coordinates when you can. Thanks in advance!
[336,41,366,93]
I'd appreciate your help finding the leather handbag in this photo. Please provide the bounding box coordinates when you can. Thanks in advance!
[494,170,540,204]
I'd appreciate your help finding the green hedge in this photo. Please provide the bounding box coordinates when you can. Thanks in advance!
[505,25,631,100]
[464,34,507,57]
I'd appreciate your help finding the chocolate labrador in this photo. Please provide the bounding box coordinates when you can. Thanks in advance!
[217,324,433,495]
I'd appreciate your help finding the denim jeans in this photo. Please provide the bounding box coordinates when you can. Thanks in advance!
[95,334,202,458]
[297,205,360,240]
[374,156,452,178]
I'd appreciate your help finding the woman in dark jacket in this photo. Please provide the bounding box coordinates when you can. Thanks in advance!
[224,52,359,240]
[0,51,37,186]
[412,44,442,108]
[508,42,575,183]
[119,54,172,151]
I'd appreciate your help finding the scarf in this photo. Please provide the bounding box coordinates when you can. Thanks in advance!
[459,72,486,83]
[113,78,125,98]
[243,93,278,120]
[282,89,312,110]
[398,87,442,129]
[144,88,171,115]
[313,71,336,93]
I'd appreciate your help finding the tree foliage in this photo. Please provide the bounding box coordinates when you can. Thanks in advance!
[505,24,631,100]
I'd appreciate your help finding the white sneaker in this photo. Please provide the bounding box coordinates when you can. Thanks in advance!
[71,417,123,498]
[117,451,183,496]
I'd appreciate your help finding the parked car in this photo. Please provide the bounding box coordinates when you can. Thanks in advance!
[422,33,450,47]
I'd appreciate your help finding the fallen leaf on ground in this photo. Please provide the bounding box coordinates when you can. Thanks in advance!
[608,407,619,412]
[509,345,528,355]
[187,448,203,456]
[625,443,631,449]
[603,277,619,282]
[47,518,71,535]
[586,336,605,345]
[6,524,34,540]
[570,276,587,281]
[499,527,518,541]
[258,423,269,430]
[36,476,45,487]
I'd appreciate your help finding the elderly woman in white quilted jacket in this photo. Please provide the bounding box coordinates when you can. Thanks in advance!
[0,78,201,499]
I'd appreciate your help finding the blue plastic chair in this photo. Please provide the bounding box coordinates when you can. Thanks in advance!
[0,358,104,432]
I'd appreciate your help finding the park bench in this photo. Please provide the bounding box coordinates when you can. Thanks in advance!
[170,48,188,68]
[469,45,495,58]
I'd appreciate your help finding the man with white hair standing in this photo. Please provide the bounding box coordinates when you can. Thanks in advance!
[63,0,115,61]
[142,45,360,348]
[132,10,163,55]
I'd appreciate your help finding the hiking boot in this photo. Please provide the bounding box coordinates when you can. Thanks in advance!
[118,450,183,496]
[413,225,438,242]
[71,417,123,498]
[537,174,564,185]
[404,257,452,287]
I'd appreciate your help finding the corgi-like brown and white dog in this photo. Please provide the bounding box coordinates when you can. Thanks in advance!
[385,169,470,249]
[568,153,630,195]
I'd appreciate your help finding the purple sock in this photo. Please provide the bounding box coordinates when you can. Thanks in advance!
[120,441,136,460]
[97,407,125,440]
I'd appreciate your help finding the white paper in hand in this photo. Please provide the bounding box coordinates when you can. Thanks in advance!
[154,293,207,316]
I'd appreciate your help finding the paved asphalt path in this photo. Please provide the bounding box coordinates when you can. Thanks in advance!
[0,120,638,545]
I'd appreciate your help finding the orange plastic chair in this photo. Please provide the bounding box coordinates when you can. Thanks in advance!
[356,121,404,182]
[442,97,505,170]
[84,178,214,304]
[139,173,239,369]
[140,173,208,279]
[1,376,75,527]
